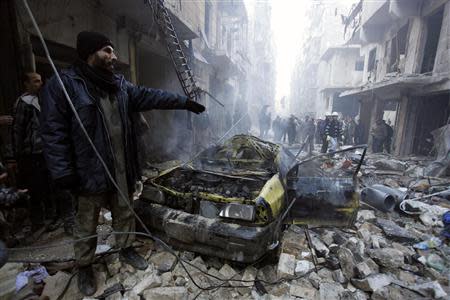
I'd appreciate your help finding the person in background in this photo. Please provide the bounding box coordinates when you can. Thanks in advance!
[354,117,364,145]
[370,118,388,153]
[287,115,297,145]
[13,72,55,233]
[325,112,343,152]
[320,113,331,153]
[384,120,394,153]
[304,116,316,154]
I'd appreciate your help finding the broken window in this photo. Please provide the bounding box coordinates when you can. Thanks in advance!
[421,7,444,73]
[413,93,450,155]
[388,23,409,73]
[368,48,377,72]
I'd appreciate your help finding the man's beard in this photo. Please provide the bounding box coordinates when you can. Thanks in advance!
[93,54,115,72]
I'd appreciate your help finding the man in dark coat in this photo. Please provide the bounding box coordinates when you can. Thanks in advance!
[40,31,205,296]
[304,116,316,154]
[13,72,54,232]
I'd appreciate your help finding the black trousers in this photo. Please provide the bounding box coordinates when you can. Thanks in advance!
[321,136,328,153]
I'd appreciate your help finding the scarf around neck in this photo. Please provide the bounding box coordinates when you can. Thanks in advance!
[74,59,119,93]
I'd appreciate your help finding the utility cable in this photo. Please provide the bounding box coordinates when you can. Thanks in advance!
[7,231,318,290]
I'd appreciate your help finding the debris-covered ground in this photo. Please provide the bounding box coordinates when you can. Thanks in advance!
[2,150,450,300]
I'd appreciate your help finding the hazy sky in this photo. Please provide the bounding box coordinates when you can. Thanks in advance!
[245,0,311,114]
[271,0,311,114]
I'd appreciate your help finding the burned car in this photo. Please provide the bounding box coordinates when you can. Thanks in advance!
[135,135,360,263]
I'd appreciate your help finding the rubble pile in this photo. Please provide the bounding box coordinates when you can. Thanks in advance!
[3,152,450,300]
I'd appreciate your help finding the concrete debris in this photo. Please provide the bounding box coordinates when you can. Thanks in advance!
[354,259,379,279]
[410,281,448,299]
[5,153,450,300]
[351,274,392,292]
[338,247,356,280]
[310,235,330,257]
[376,218,419,243]
[142,286,188,300]
[149,251,177,273]
[319,282,345,300]
[294,260,314,276]
[277,253,296,279]
[368,248,405,268]
[132,272,162,295]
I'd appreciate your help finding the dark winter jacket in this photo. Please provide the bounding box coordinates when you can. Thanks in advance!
[40,66,188,194]
[13,94,43,157]
[325,119,343,139]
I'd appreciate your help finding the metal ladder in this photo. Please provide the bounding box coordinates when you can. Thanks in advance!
[147,0,201,101]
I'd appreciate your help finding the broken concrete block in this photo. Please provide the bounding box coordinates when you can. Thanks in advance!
[237,266,257,295]
[357,210,376,222]
[123,290,140,300]
[357,228,372,244]
[332,269,347,284]
[319,282,345,300]
[290,283,318,299]
[149,251,177,273]
[376,218,418,243]
[368,248,404,268]
[340,290,368,300]
[338,247,356,280]
[317,268,335,284]
[372,285,427,300]
[295,260,314,276]
[277,253,296,279]
[311,236,330,257]
[132,272,162,295]
[219,263,237,279]
[257,264,277,283]
[42,271,83,300]
[325,254,341,270]
[410,281,448,298]
[142,287,188,300]
[308,272,321,289]
[160,272,173,287]
[359,222,383,235]
[351,274,392,292]
[354,259,379,279]
[268,282,290,297]
[321,230,335,246]
[396,270,417,285]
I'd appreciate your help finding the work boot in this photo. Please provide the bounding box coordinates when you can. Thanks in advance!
[77,265,97,296]
[119,247,148,270]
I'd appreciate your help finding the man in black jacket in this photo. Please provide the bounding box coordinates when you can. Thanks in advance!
[40,31,205,296]
[13,72,53,232]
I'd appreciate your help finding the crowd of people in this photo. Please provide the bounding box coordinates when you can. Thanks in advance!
[259,111,370,153]
[258,107,395,155]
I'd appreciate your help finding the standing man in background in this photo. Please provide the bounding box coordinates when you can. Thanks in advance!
[13,72,55,233]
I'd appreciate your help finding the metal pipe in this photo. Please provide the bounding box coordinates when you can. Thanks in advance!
[371,184,409,206]
[360,187,396,212]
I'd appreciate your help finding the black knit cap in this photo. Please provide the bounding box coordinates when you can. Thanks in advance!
[76,31,114,61]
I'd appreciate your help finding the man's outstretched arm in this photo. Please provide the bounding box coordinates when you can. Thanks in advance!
[126,81,205,114]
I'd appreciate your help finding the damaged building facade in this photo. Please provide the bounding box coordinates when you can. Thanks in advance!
[0,0,256,161]
[339,0,450,156]
[289,0,360,118]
